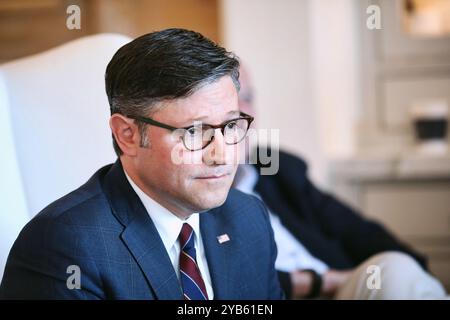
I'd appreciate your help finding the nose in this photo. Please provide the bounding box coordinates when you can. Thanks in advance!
[203,128,227,165]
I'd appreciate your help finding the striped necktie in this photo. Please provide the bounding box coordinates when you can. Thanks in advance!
[178,223,209,300]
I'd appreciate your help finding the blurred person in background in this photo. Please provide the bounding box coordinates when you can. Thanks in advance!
[233,65,447,299]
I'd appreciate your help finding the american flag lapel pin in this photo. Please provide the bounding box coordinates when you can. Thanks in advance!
[217,234,230,244]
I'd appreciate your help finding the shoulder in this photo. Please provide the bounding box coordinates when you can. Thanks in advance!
[224,188,268,216]
[1,166,116,299]
[15,164,119,253]
[255,147,308,176]
[36,166,111,221]
[279,149,308,171]
[217,188,272,235]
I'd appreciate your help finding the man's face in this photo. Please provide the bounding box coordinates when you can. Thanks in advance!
[133,76,240,216]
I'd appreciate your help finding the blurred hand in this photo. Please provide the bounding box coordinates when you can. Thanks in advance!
[290,270,313,299]
[290,269,353,299]
[321,269,353,298]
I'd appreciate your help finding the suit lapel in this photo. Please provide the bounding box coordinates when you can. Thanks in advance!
[121,213,183,299]
[103,160,182,300]
[200,208,235,300]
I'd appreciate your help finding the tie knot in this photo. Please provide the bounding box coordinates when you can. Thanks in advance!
[179,223,194,249]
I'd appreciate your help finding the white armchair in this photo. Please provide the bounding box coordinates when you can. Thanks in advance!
[0,33,131,281]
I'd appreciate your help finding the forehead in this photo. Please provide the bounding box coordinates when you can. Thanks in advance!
[156,76,239,123]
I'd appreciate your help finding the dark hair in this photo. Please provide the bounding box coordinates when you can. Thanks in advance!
[105,28,240,156]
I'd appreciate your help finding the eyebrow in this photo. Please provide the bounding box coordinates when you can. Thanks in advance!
[188,110,241,123]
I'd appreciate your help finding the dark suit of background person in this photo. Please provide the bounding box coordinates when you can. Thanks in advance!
[252,148,427,298]
[0,29,284,300]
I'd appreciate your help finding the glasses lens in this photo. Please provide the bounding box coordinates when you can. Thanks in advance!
[182,118,250,151]
[224,118,250,144]
[183,125,215,151]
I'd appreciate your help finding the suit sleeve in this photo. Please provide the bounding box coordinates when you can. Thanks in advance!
[277,271,293,299]
[303,173,428,270]
[0,215,104,299]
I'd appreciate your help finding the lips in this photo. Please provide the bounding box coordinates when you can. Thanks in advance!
[195,173,230,179]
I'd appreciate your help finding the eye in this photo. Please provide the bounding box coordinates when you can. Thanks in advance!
[186,126,203,136]
[225,120,238,130]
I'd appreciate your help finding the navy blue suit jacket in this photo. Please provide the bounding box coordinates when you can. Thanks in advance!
[254,149,427,297]
[0,161,283,300]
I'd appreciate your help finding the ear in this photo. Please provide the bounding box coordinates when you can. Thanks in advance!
[109,114,140,157]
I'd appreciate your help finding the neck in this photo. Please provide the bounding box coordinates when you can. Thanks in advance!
[121,159,193,220]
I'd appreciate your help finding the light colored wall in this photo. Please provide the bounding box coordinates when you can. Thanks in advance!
[220,0,360,188]
[308,0,359,158]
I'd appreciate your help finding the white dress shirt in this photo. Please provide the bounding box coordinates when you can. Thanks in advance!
[234,165,329,274]
[124,171,214,299]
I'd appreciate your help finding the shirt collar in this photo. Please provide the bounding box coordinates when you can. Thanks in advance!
[124,170,200,252]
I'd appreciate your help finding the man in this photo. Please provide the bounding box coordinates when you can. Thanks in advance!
[0,29,283,300]
[235,65,447,299]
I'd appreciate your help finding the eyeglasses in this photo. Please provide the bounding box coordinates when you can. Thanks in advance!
[126,112,254,151]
